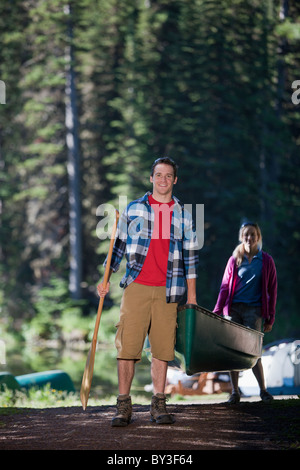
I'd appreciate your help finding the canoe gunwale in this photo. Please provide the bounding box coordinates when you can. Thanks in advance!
[178,303,264,339]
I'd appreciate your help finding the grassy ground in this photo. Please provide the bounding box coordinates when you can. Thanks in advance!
[0,383,298,409]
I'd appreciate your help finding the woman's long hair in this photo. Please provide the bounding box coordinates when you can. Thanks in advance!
[233,223,262,266]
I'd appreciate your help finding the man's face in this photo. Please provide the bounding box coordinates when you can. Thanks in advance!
[150,163,177,198]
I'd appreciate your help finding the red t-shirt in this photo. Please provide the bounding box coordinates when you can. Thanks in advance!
[134,194,174,286]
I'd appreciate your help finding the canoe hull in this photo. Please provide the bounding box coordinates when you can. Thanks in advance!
[0,370,75,392]
[0,372,21,391]
[16,370,75,392]
[175,304,264,375]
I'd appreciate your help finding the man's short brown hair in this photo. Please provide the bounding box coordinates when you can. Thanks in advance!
[151,157,178,178]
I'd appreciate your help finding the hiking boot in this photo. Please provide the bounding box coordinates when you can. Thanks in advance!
[260,390,274,402]
[111,395,132,427]
[227,391,240,405]
[150,393,175,424]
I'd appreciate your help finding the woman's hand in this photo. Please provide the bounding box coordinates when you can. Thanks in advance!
[263,323,272,333]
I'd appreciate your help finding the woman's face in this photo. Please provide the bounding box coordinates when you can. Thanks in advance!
[241,226,259,253]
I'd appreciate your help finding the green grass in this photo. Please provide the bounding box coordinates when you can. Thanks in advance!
[0,384,154,409]
[0,384,82,409]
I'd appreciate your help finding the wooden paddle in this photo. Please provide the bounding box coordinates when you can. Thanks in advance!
[80,209,119,410]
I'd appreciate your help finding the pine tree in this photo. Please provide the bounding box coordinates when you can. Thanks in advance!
[0,0,32,319]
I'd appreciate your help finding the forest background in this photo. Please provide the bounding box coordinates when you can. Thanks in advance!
[0,0,299,362]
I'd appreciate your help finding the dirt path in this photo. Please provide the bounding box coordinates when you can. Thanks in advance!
[0,398,299,451]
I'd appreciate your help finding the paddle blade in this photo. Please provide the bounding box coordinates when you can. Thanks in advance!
[80,342,96,410]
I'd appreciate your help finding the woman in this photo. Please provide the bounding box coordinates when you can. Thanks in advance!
[213,221,277,404]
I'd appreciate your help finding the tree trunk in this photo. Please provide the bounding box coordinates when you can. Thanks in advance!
[65,4,82,299]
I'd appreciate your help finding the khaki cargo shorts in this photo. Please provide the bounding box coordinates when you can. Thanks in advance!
[115,282,178,362]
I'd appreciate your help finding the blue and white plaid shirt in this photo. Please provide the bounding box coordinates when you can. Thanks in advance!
[105,192,199,303]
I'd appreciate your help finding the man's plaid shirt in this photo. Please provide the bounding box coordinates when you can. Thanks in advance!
[105,192,199,303]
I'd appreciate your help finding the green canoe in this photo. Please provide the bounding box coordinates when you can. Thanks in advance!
[175,304,264,375]
[0,372,21,391]
[16,370,75,392]
[0,370,75,393]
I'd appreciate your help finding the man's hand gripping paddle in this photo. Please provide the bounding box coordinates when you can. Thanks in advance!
[80,210,119,410]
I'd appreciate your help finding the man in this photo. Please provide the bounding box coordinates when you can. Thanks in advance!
[97,157,199,426]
